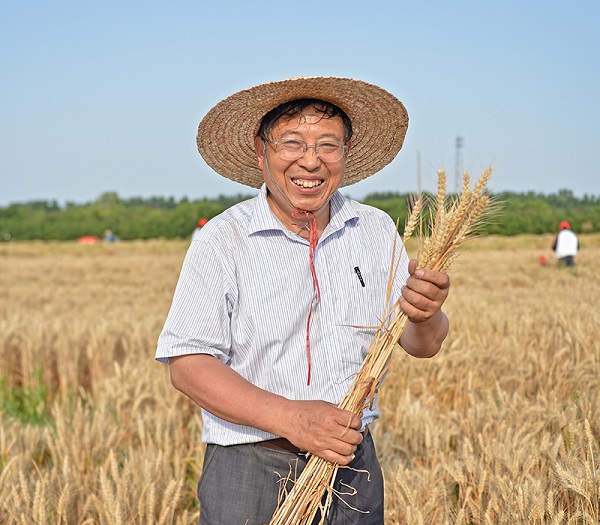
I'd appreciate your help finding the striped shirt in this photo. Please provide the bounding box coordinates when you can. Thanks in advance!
[156,185,410,445]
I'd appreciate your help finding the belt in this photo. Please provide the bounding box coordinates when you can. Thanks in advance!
[255,437,304,453]
[255,430,367,454]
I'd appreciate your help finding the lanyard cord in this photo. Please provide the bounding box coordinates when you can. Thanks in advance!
[263,145,334,385]
[290,209,320,385]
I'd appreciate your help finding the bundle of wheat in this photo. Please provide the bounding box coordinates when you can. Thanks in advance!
[268,168,493,525]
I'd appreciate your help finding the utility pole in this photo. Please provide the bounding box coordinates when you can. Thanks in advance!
[454,136,463,193]
[416,150,422,195]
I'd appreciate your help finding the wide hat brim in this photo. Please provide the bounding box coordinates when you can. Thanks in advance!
[197,76,409,189]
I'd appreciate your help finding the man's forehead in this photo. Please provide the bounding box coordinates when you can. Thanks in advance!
[273,109,343,129]
[301,113,322,123]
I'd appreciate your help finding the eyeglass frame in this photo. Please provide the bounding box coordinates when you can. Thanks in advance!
[265,137,349,163]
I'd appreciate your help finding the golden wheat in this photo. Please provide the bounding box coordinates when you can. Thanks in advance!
[1,224,599,523]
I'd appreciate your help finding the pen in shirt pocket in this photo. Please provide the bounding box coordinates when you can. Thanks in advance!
[354,266,365,287]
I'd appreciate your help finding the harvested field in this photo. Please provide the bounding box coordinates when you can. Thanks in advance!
[1,235,599,524]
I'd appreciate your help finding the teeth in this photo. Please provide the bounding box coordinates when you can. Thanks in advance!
[293,179,323,188]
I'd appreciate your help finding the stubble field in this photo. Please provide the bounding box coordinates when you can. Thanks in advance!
[0,235,599,524]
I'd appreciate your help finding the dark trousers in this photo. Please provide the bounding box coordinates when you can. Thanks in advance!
[198,431,384,524]
[558,256,575,267]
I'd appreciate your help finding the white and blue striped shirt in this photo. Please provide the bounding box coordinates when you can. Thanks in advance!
[156,184,410,445]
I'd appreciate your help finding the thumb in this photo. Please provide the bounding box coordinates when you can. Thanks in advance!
[408,259,418,276]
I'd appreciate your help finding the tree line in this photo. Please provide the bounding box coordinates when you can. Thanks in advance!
[1,189,598,241]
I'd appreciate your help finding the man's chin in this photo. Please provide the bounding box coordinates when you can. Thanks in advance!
[266,182,334,214]
[288,187,335,209]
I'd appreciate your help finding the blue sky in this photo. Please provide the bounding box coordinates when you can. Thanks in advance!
[1,1,598,206]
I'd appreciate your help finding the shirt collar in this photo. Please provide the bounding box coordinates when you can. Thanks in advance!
[247,184,286,235]
[327,190,359,232]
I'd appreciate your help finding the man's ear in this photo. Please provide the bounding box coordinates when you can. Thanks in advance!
[254,136,265,168]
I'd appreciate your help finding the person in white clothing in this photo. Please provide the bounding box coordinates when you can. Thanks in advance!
[552,220,579,267]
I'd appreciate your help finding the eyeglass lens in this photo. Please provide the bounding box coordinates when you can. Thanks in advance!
[273,139,345,163]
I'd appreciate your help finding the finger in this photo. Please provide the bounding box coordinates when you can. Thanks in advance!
[400,296,435,322]
[335,410,362,432]
[404,278,445,305]
[402,287,436,311]
[334,412,364,445]
[400,285,444,322]
[325,441,359,465]
[407,270,450,299]
[413,268,450,290]
[321,450,356,466]
[337,452,357,466]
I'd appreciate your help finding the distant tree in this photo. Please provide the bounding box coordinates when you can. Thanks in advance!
[96,192,122,208]
[1,189,598,240]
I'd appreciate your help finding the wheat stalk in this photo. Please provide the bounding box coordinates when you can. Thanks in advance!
[268,168,494,525]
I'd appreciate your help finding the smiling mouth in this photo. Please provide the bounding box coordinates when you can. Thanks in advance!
[292,178,324,188]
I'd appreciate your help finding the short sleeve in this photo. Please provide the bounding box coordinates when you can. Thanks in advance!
[155,240,235,365]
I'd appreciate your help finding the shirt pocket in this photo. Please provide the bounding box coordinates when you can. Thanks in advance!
[337,263,392,343]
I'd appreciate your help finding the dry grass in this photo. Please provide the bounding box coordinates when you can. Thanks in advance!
[1,231,599,524]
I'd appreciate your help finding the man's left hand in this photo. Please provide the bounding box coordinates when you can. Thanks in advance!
[400,259,450,323]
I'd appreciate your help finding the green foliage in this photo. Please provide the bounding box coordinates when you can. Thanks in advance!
[481,191,600,235]
[0,193,254,241]
[1,189,599,240]
[0,369,51,425]
[362,189,599,236]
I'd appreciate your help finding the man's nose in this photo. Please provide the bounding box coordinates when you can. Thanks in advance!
[297,144,321,167]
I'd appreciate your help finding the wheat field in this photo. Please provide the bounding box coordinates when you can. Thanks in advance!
[0,235,598,524]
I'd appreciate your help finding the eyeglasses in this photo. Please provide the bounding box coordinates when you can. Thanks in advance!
[267,138,347,163]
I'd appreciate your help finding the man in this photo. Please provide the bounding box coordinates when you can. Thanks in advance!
[156,77,450,524]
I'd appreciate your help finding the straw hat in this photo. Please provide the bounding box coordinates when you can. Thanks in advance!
[196,76,409,189]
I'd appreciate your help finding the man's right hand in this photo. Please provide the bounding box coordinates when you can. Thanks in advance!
[280,400,363,465]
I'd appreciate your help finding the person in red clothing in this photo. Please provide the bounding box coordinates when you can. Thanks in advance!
[193,217,208,236]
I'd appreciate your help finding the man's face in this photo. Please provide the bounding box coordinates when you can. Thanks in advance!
[254,105,350,217]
